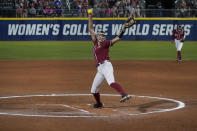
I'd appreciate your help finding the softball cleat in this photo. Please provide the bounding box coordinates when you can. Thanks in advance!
[120,94,131,103]
[93,103,104,108]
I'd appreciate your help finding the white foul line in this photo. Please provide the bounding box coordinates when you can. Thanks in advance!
[0,94,185,118]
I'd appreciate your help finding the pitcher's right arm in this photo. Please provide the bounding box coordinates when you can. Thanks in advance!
[88,13,96,41]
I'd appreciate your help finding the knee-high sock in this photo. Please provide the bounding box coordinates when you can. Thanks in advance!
[93,93,101,104]
[110,82,126,96]
[177,51,182,59]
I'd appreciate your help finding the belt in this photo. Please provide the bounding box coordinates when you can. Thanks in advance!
[97,60,110,67]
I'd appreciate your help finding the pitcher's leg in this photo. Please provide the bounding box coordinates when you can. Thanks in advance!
[91,72,105,107]
[103,62,127,96]
[110,82,126,96]
[91,72,105,94]
[102,62,115,85]
[103,62,131,102]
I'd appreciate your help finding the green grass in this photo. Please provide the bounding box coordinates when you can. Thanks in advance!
[0,41,196,60]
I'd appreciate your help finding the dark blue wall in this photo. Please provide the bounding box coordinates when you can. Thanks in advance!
[0,20,196,41]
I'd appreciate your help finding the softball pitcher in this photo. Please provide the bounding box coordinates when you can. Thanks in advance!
[172,25,185,62]
[88,9,136,108]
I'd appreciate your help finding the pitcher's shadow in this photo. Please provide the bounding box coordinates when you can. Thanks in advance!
[104,100,172,113]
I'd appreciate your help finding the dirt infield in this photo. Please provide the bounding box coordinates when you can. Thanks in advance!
[0,60,197,131]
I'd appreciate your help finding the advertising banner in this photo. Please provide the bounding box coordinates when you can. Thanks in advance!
[0,19,196,41]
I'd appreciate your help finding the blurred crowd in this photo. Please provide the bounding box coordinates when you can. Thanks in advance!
[175,0,197,17]
[15,0,145,17]
[16,0,63,17]
[6,0,197,17]
[72,0,145,17]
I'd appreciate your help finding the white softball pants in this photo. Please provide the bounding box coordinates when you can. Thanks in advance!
[91,61,115,93]
[175,39,183,51]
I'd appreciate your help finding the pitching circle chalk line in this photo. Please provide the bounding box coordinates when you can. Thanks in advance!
[0,94,185,118]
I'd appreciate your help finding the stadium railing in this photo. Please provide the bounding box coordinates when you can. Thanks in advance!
[0,8,196,18]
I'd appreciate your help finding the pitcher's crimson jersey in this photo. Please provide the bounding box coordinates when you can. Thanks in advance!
[92,39,112,65]
[172,29,185,40]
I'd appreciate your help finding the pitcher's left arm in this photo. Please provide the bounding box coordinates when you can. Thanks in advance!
[111,17,136,45]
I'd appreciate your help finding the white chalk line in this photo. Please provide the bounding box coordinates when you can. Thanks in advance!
[36,104,90,114]
[128,95,185,116]
[0,112,105,118]
[0,94,185,118]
